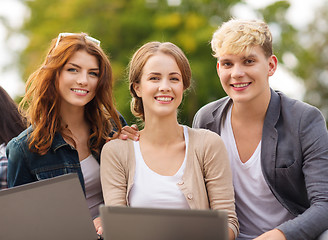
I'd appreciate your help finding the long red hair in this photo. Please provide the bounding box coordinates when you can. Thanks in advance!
[20,33,121,155]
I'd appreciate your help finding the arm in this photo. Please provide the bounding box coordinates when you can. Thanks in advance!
[200,130,239,239]
[93,217,103,235]
[6,138,35,187]
[254,229,286,240]
[276,106,328,240]
[100,139,129,206]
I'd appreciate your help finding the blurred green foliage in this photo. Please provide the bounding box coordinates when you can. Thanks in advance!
[20,0,242,126]
[18,0,328,126]
[259,1,328,121]
[295,6,328,119]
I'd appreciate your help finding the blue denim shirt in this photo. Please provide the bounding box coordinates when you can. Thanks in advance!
[6,115,127,192]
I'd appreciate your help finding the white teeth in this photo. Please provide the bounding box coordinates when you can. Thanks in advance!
[156,97,172,102]
[72,89,88,94]
[233,83,249,88]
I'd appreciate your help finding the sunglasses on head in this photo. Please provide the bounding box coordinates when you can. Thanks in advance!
[54,32,101,48]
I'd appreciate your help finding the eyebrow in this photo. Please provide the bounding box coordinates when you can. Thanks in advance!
[241,54,257,60]
[219,54,258,62]
[170,72,182,76]
[147,72,182,76]
[67,62,99,71]
[218,58,230,62]
[147,72,160,76]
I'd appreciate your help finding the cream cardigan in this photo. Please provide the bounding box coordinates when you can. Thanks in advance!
[100,126,239,236]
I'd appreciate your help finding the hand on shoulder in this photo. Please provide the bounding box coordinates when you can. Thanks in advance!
[115,124,139,141]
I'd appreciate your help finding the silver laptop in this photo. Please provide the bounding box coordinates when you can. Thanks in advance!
[100,205,228,240]
[0,173,98,240]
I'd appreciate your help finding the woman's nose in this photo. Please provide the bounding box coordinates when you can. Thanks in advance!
[158,79,171,92]
[76,72,88,86]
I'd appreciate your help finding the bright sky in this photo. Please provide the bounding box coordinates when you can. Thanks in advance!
[232,0,325,100]
[0,0,28,97]
[0,0,325,99]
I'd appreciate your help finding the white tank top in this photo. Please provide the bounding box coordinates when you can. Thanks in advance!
[220,106,294,240]
[128,126,190,209]
[80,155,104,218]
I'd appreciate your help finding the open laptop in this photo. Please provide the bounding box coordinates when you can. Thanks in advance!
[0,173,98,240]
[100,205,228,240]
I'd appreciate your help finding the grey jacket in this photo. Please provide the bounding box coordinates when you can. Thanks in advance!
[192,89,328,240]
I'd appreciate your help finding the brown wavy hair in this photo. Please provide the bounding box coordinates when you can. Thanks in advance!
[0,86,26,145]
[129,41,191,121]
[20,33,121,155]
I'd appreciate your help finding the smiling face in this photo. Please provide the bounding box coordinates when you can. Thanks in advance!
[133,52,184,120]
[58,50,99,111]
[217,45,277,104]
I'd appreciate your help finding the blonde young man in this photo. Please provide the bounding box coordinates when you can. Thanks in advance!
[193,19,328,240]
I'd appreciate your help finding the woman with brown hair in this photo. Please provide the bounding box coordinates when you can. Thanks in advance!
[6,32,126,234]
[0,86,26,190]
[101,41,239,239]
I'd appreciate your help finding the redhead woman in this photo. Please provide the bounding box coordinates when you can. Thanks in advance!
[100,41,239,239]
[6,33,127,235]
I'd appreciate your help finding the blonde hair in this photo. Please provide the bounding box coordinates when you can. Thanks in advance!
[211,19,273,58]
[129,41,191,121]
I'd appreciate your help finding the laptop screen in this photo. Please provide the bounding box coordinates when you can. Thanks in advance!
[0,173,98,240]
[100,205,228,240]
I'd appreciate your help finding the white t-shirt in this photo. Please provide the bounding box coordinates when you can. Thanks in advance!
[220,106,294,240]
[80,155,103,218]
[128,126,190,209]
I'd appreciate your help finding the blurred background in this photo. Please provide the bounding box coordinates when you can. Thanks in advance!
[0,0,327,126]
